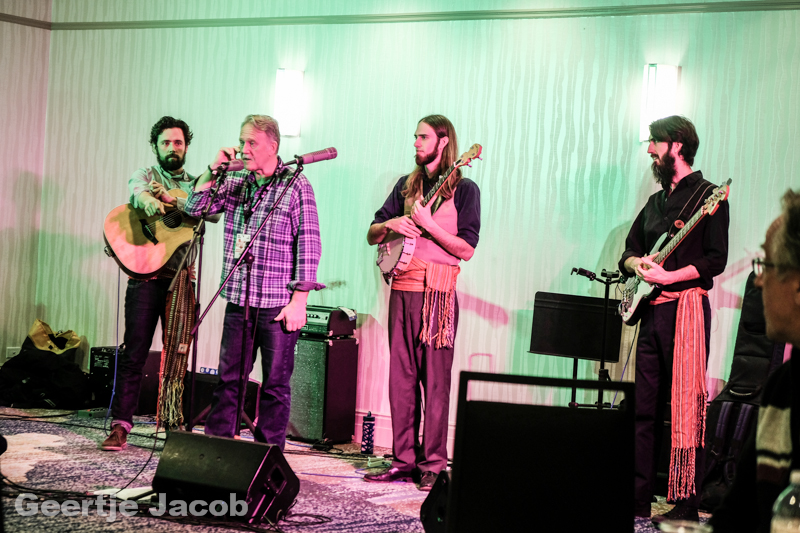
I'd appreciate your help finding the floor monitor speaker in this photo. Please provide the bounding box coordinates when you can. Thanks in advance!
[420,470,451,533]
[446,373,635,533]
[152,430,299,525]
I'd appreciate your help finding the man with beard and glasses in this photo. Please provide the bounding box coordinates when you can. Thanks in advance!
[364,115,481,491]
[101,116,214,451]
[619,115,730,522]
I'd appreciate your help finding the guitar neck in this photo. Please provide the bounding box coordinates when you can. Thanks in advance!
[653,203,706,265]
[421,162,458,207]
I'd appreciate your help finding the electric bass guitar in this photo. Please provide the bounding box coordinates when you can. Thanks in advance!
[376,144,483,283]
[618,179,731,325]
[103,189,198,279]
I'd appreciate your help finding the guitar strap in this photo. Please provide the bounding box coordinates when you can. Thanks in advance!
[670,182,714,233]
[147,165,189,190]
[157,267,196,429]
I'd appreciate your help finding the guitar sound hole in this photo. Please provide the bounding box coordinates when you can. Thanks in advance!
[163,213,183,229]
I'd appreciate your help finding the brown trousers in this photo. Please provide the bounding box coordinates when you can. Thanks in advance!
[388,289,459,474]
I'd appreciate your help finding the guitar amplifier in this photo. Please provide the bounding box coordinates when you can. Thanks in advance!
[301,306,357,338]
[288,335,358,443]
[89,346,160,414]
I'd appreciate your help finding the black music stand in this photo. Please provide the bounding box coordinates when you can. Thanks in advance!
[529,290,623,408]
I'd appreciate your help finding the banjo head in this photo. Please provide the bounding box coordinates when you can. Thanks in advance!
[377,236,416,276]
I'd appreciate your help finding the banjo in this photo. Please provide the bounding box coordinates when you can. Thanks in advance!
[376,144,483,283]
[618,179,731,325]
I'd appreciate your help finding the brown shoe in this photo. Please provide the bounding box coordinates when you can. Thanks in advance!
[100,425,128,451]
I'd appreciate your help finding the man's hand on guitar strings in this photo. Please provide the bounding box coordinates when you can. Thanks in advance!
[385,215,422,238]
[140,194,166,217]
[410,199,435,232]
[637,255,673,285]
[149,180,177,207]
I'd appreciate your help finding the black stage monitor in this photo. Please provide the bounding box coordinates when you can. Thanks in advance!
[529,291,623,363]
[445,372,635,532]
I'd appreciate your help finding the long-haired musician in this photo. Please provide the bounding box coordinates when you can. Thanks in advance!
[365,115,481,491]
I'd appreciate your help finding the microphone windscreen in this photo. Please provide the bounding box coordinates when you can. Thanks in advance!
[303,147,338,164]
[226,160,245,172]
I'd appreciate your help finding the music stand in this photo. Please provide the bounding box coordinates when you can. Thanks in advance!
[529,291,623,407]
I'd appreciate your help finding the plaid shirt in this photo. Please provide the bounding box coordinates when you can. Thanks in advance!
[185,159,324,308]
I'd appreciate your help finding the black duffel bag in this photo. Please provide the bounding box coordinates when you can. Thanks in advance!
[0,319,89,409]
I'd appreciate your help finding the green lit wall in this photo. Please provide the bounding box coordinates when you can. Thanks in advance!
[2,0,798,448]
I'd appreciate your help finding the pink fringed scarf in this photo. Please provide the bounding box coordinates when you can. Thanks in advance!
[419,261,460,349]
[392,257,460,349]
[653,287,708,501]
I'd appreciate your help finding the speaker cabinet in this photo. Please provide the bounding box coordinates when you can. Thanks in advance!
[153,431,299,524]
[288,335,358,443]
[88,346,160,414]
[183,371,259,426]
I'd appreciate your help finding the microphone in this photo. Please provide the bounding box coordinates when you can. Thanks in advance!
[212,159,245,173]
[284,147,338,166]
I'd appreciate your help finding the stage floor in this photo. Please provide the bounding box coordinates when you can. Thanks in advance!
[0,408,706,532]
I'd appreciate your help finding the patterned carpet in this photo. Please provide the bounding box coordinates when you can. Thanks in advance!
[0,408,708,532]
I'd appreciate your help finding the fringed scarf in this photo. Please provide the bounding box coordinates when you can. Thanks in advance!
[391,256,460,348]
[420,261,459,348]
[157,267,196,429]
[653,286,708,501]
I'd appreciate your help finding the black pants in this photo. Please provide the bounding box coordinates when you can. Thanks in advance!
[111,278,171,431]
[634,298,710,509]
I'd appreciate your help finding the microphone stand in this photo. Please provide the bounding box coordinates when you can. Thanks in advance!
[168,168,229,432]
[569,267,624,409]
[192,161,305,436]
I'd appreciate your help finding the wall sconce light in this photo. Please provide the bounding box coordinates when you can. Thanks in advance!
[275,68,304,137]
[639,64,680,142]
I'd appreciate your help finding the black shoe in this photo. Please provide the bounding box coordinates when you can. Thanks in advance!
[651,502,699,526]
[363,467,413,483]
[418,471,436,491]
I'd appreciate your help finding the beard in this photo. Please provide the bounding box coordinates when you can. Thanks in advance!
[158,152,185,172]
[651,152,677,190]
[415,138,441,167]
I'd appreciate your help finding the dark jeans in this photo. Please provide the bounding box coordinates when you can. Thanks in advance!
[204,302,300,450]
[111,278,172,431]
[634,298,711,509]
[388,290,458,474]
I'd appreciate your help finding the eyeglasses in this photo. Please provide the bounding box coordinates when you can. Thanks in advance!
[752,257,777,276]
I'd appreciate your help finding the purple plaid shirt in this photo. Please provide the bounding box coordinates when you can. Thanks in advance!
[185,159,324,308]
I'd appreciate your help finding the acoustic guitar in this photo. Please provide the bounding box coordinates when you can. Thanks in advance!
[103,189,198,279]
[618,179,731,325]
[376,144,482,283]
